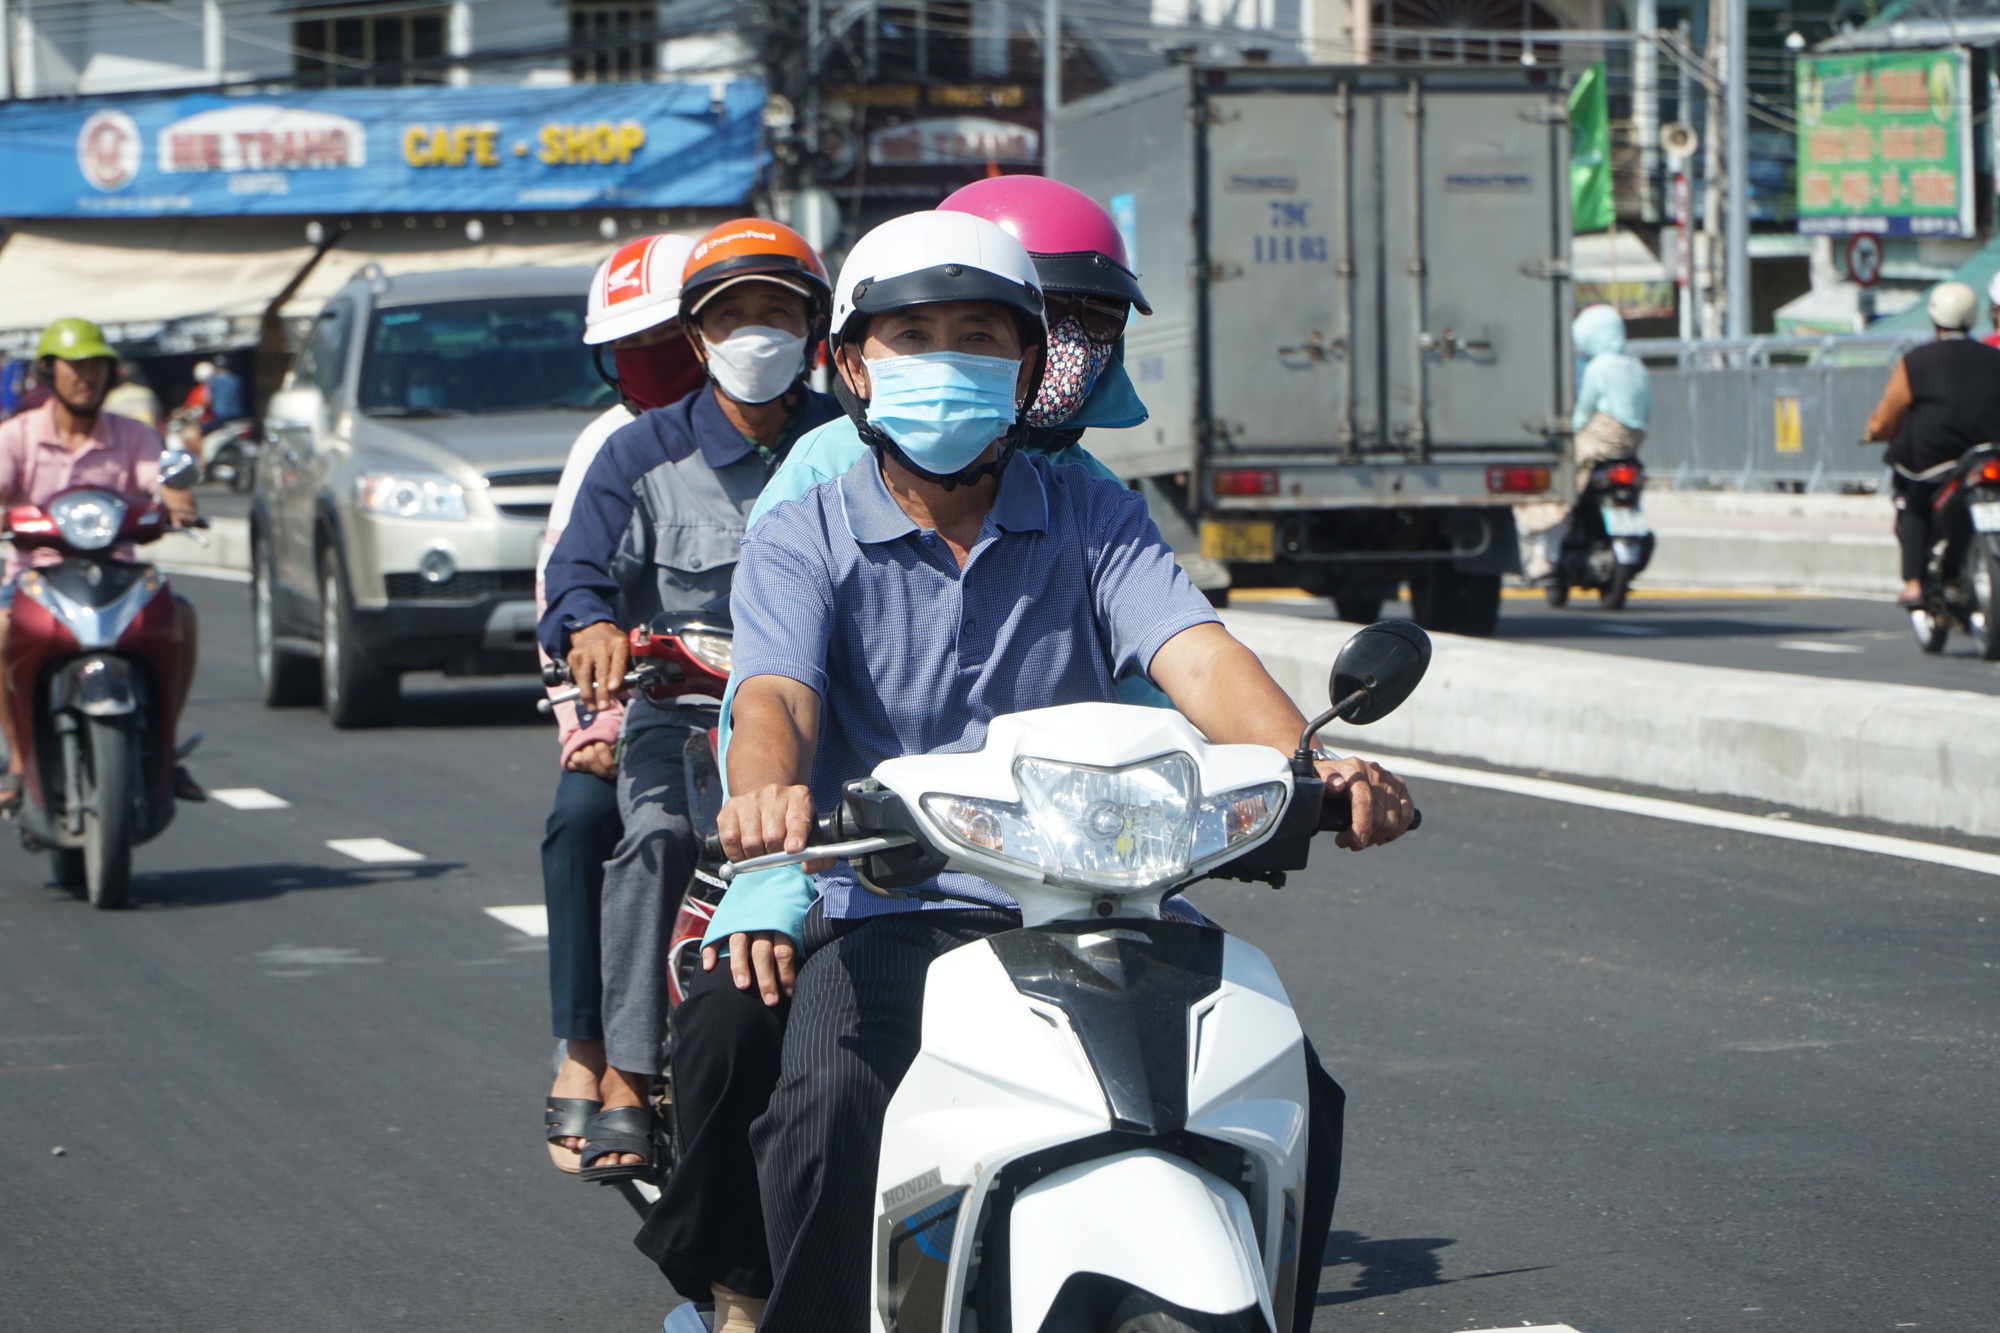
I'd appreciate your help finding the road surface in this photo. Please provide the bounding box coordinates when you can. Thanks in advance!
[1,573,1993,1331]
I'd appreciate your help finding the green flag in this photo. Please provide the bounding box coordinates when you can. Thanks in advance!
[1569,61,1615,233]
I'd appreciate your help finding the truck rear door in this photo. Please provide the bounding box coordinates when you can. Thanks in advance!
[1382,79,1569,454]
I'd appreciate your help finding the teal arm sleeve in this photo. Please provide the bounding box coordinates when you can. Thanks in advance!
[701,864,816,947]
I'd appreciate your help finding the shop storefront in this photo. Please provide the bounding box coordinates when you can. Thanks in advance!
[0,79,765,402]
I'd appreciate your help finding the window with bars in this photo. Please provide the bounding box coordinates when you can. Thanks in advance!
[294,10,448,87]
[569,1,659,83]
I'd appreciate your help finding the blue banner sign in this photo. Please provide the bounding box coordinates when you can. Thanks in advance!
[0,80,766,218]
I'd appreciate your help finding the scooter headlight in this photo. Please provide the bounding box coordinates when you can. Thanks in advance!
[47,492,127,550]
[679,630,733,675]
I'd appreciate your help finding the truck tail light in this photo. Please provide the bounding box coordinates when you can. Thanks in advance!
[1485,466,1550,494]
[1213,469,1279,497]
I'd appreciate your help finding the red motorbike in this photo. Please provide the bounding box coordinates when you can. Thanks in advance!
[5,456,204,907]
[542,607,733,1192]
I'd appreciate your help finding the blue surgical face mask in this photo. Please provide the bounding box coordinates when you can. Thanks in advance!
[863,351,1022,475]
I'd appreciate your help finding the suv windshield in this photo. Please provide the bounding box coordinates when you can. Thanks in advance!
[358,295,609,415]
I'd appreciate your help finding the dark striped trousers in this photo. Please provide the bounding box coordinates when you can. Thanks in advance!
[748,902,1344,1333]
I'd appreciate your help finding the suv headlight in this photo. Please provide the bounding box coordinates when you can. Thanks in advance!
[921,754,1288,893]
[357,472,467,521]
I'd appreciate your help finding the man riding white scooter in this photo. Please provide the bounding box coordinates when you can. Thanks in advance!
[636,180,1207,1331]
[712,211,1414,1333]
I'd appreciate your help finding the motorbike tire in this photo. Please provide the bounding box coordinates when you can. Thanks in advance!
[1331,594,1382,625]
[50,847,85,887]
[1104,1289,1261,1333]
[254,537,321,707]
[1909,603,1949,655]
[1970,549,2000,662]
[320,547,400,729]
[82,715,133,910]
[1543,579,1570,608]
[1601,563,1632,611]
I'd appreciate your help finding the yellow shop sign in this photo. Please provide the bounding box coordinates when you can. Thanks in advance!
[402,122,501,168]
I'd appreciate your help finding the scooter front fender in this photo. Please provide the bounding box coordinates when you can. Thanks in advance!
[1009,1149,1272,1333]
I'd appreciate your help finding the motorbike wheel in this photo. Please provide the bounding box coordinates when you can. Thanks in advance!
[1909,603,1949,655]
[1601,563,1632,611]
[82,716,133,910]
[1544,579,1570,608]
[1410,568,1501,637]
[254,538,321,707]
[1104,1289,1260,1333]
[50,847,84,887]
[1970,550,2000,662]
[320,548,400,729]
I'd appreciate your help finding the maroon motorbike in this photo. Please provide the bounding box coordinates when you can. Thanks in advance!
[5,452,204,907]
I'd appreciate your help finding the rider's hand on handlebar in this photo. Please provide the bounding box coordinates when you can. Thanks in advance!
[566,621,630,714]
[702,930,798,1007]
[1317,756,1415,850]
[717,783,832,874]
[162,490,200,529]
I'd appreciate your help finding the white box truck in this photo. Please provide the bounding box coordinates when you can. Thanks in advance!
[1051,63,1576,634]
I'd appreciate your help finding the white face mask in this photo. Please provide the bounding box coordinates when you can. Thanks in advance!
[702,326,808,405]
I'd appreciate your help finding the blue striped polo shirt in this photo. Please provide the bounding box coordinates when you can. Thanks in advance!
[728,449,1220,919]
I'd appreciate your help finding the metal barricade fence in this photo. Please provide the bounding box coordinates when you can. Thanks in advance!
[1625,335,1923,491]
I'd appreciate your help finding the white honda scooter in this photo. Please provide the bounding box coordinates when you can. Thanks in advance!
[717,621,1430,1333]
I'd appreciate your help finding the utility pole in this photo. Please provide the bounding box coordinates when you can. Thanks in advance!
[1723,0,1749,337]
[202,0,224,82]
[1044,0,1060,158]
[1,0,12,101]
[1633,0,1659,222]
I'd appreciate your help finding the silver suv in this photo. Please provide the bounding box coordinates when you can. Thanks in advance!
[252,266,604,727]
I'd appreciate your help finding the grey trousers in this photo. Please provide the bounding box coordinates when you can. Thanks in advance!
[599,716,699,1075]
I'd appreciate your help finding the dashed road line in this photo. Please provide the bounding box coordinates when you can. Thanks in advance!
[1776,638,1866,654]
[484,905,549,937]
[326,837,425,864]
[1344,748,2000,879]
[211,787,292,810]
[1460,1326,1582,1333]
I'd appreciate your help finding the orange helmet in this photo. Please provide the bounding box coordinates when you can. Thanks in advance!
[679,218,832,325]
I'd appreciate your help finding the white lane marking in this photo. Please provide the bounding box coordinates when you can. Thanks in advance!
[254,946,382,966]
[484,905,550,937]
[1776,639,1866,654]
[211,787,292,810]
[1458,1327,1582,1333]
[1343,749,2000,880]
[326,837,424,863]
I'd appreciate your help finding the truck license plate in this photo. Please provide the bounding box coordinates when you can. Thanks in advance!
[1200,520,1276,562]
[1972,501,2000,533]
[1600,505,1651,538]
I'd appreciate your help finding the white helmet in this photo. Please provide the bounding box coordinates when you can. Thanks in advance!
[829,211,1045,343]
[1927,280,1977,332]
[1988,270,2000,307]
[585,233,697,346]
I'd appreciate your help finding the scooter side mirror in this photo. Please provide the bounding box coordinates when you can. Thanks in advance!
[1328,620,1431,725]
[159,449,202,491]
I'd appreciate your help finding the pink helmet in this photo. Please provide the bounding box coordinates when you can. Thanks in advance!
[940,176,1150,315]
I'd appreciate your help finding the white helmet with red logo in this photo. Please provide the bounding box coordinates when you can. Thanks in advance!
[585,233,699,345]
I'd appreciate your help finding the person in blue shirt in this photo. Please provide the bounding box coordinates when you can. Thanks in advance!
[1522,303,1652,581]
[203,358,247,426]
[710,211,1414,1333]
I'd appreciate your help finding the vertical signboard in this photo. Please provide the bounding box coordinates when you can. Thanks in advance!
[1795,48,1974,237]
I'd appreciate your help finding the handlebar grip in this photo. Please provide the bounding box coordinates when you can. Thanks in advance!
[1319,790,1422,835]
[703,833,726,861]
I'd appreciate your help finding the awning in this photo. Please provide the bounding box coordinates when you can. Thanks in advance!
[0,219,321,358]
[278,232,627,320]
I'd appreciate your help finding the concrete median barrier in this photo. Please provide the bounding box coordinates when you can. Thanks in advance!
[1641,491,1900,597]
[156,515,250,582]
[1225,607,2000,840]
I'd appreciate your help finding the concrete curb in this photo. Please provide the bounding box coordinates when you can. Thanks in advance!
[1640,492,1900,597]
[1222,607,2000,840]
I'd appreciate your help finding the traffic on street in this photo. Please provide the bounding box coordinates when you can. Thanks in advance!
[4,5,2000,1331]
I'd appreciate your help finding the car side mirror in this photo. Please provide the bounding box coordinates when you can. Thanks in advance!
[159,449,202,491]
[1328,620,1431,725]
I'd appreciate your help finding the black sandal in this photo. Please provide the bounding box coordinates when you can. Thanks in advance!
[577,1105,662,1185]
[0,774,20,810]
[545,1096,601,1174]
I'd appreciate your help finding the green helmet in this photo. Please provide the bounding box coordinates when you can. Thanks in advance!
[36,317,118,363]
